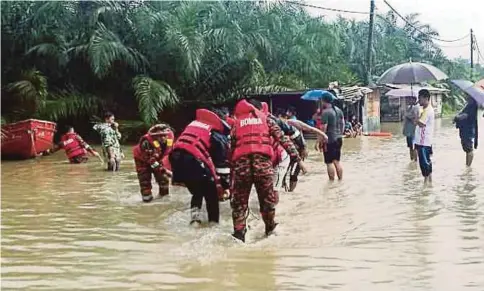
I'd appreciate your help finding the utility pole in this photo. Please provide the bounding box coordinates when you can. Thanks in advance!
[366,0,375,86]
[470,28,474,79]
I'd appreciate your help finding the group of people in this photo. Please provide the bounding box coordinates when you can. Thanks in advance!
[43,111,124,172]
[132,99,320,242]
[44,94,354,242]
[402,89,480,183]
[37,85,481,242]
[344,115,363,138]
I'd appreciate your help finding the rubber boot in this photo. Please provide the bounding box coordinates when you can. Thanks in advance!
[141,192,153,203]
[232,228,246,243]
[190,207,202,225]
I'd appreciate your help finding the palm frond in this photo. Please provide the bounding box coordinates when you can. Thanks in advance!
[36,91,102,121]
[132,76,179,125]
[87,22,148,78]
[25,38,70,68]
[5,69,48,105]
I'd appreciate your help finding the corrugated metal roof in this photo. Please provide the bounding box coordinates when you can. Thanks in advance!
[336,86,373,103]
[384,83,449,92]
[250,86,374,103]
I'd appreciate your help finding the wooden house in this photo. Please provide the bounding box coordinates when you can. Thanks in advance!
[380,84,448,122]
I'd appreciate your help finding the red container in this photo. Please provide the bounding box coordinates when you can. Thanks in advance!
[1,119,57,159]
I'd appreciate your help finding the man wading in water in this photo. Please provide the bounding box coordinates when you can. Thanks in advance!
[453,95,478,166]
[319,92,345,181]
[414,89,435,183]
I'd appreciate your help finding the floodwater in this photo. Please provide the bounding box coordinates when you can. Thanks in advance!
[2,118,483,291]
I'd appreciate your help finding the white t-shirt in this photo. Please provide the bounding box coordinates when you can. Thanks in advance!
[414,105,434,147]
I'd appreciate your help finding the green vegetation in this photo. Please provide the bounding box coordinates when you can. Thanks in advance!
[2,0,483,127]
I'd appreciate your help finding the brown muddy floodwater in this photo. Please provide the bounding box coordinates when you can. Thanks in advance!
[2,118,484,291]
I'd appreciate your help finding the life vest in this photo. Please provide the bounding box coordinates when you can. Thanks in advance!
[136,124,175,162]
[232,100,274,161]
[61,133,86,159]
[262,102,269,114]
[157,128,174,164]
[172,109,224,185]
[133,133,166,168]
[226,117,236,128]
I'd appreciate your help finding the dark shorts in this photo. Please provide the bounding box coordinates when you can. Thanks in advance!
[323,138,343,164]
[461,137,474,153]
[406,136,415,149]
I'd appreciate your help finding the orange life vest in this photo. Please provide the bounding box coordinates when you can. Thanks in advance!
[226,116,236,128]
[172,109,224,185]
[132,133,168,170]
[133,127,174,170]
[61,133,86,159]
[232,100,274,161]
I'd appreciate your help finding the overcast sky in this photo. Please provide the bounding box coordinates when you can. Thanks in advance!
[303,0,484,62]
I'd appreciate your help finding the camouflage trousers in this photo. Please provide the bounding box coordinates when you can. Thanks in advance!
[104,146,121,171]
[231,154,278,233]
[134,158,170,202]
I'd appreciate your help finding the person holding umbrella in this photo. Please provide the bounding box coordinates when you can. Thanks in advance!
[453,96,478,166]
[451,80,484,166]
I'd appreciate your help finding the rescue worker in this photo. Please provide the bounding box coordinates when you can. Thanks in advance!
[230,99,306,242]
[169,109,231,225]
[93,111,123,171]
[133,124,175,202]
[43,126,102,163]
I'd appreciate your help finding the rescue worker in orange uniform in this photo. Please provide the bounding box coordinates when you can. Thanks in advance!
[133,123,175,203]
[169,109,231,225]
[230,99,306,242]
[44,126,102,163]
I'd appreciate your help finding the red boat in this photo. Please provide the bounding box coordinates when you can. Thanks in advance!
[1,119,57,159]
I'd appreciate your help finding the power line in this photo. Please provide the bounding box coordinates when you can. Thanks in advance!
[285,1,369,15]
[288,0,477,62]
[374,13,469,53]
[438,43,469,48]
[382,0,470,43]
[474,35,484,65]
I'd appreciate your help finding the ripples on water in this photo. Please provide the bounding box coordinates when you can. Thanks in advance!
[2,119,483,290]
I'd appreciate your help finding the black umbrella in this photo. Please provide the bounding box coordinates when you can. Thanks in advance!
[377,61,448,84]
[451,80,484,106]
